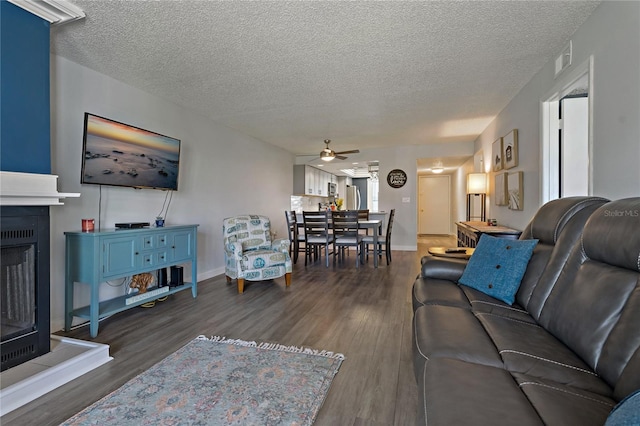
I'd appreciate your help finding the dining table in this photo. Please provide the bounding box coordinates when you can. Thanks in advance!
[296,215,383,267]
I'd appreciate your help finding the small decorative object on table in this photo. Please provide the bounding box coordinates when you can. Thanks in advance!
[130,273,158,307]
[130,273,154,293]
[336,198,344,210]
[81,218,95,232]
[155,216,164,227]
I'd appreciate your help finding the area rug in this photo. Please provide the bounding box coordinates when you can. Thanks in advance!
[61,335,345,426]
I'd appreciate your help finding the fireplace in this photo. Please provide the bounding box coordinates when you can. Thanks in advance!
[1,206,51,371]
[0,171,79,371]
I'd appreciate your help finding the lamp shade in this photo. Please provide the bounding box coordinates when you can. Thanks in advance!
[467,173,487,194]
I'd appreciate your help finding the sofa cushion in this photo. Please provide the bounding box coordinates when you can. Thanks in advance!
[476,312,613,396]
[413,305,503,377]
[459,235,538,305]
[512,373,615,426]
[419,358,544,426]
[462,286,535,323]
[412,276,470,311]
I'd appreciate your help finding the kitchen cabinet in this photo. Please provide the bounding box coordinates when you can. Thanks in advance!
[293,165,336,196]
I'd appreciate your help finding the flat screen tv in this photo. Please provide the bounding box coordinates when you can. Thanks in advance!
[81,113,181,191]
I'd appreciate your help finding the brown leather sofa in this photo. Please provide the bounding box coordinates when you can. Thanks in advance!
[412,196,640,425]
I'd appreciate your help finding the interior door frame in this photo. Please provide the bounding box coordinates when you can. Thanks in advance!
[418,174,452,235]
[540,56,593,203]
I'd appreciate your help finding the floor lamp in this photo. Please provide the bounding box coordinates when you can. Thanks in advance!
[467,173,487,222]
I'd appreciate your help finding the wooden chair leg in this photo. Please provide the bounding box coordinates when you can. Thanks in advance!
[237,278,245,294]
[285,272,292,287]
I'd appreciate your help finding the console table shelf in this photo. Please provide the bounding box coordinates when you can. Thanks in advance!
[65,225,198,337]
[70,283,193,320]
[456,221,521,248]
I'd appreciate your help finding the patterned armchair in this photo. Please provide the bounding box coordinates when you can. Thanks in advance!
[223,215,292,293]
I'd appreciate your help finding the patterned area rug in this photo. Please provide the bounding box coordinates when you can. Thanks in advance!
[61,336,344,425]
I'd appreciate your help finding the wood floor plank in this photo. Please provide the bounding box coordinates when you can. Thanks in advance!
[0,235,455,426]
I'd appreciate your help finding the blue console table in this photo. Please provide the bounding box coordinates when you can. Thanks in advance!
[65,224,198,337]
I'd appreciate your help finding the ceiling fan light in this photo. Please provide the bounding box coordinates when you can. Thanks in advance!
[320,151,334,161]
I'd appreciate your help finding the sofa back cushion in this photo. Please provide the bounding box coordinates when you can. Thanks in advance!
[538,198,640,394]
[515,197,609,316]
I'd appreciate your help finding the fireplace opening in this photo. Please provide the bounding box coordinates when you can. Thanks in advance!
[1,206,50,372]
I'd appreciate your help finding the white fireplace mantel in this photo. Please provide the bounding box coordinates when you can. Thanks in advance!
[0,171,80,206]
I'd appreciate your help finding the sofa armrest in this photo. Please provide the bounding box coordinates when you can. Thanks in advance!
[420,256,468,282]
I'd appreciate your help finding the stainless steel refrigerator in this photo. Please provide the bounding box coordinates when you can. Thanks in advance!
[345,185,361,210]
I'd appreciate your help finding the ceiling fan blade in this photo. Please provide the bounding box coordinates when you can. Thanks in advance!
[334,149,360,155]
[335,155,348,160]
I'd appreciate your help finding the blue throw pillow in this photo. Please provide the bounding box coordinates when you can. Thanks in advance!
[605,389,640,426]
[458,234,538,305]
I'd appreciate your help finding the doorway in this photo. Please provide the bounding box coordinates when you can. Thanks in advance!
[418,175,451,234]
[542,57,592,202]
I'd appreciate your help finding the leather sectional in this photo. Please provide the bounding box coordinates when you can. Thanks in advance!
[412,196,640,425]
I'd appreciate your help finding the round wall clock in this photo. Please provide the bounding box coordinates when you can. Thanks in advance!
[387,169,407,188]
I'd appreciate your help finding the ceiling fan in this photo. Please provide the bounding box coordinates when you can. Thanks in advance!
[319,139,360,162]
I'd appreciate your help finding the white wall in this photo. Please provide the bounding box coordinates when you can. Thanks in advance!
[50,55,294,332]
[367,142,475,250]
[475,1,640,230]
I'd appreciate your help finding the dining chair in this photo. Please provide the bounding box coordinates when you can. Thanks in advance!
[302,211,334,267]
[357,209,370,220]
[357,209,370,236]
[363,209,395,265]
[285,210,305,264]
[331,210,364,267]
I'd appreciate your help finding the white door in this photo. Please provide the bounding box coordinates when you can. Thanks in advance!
[560,96,589,197]
[418,175,451,234]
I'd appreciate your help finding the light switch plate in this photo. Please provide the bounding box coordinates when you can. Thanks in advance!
[402,197,410,203]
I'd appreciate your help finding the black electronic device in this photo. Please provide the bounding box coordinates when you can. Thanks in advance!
[115,222,150,229]
[170,265,183,288]
[158,268,168,287]
[445,248,468,253]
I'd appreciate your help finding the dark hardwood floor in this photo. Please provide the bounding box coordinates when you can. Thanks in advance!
[1,236,455,426]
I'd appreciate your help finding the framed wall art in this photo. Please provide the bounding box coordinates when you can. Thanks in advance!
[492,138,503,171]
[507,171,523,210]
[503,129,518,169]
[387,169,407,188]
[494,172,508,206]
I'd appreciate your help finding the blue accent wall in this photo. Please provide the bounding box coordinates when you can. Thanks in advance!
[1,1,51,173]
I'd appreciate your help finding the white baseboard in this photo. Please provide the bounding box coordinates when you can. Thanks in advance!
[391,245,418,251]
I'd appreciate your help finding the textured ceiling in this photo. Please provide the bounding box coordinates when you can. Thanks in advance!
[51,1,600,159]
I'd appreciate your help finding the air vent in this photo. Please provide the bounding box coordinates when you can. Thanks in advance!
[1,229,35,241]
[555,41,572,77]
[1,344,35,364]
